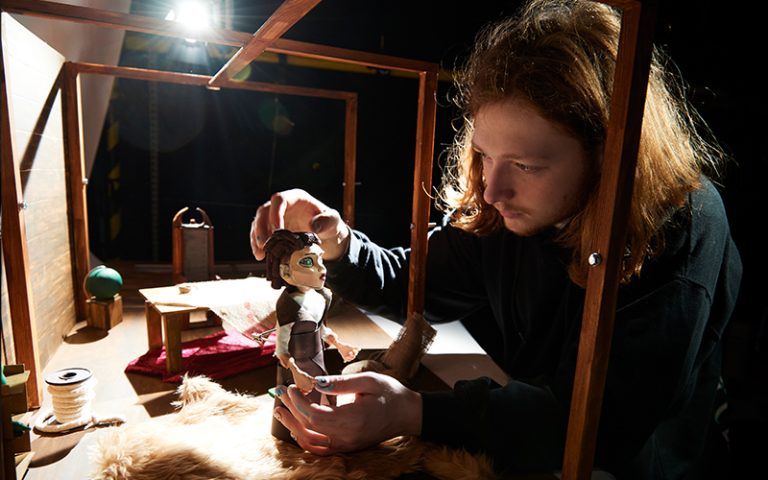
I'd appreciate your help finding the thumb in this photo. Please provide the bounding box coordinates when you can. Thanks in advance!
[310,210,343,238]
[314,372,383,396]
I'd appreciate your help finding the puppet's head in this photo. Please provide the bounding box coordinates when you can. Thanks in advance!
[264,230,326,291]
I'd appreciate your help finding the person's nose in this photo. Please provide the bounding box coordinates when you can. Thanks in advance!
[483,163,513,205]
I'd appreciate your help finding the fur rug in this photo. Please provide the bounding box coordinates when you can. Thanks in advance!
[90,376,495,479]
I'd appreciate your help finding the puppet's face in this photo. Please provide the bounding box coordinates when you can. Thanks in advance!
[279,243,326,290]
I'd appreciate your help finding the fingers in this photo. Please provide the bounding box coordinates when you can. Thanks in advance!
[313,372,385,396]
[251,203,271,260]
[250,189,348,261]
[269,192,288,232]
[273,406,332,455]
[310,210,341,238]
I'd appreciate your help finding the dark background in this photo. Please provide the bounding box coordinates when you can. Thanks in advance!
[86,0,766,475]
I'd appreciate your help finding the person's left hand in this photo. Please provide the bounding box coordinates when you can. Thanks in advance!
[271,372,422,455]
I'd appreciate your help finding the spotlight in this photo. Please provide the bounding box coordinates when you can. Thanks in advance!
[166,0,212,31]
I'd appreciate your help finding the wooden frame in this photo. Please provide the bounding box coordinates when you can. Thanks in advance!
[1,0,438,413]
[72,62,364,309]
[562,1,658,477]
[0,0,659,477]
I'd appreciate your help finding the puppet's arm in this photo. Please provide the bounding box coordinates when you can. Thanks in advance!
[277,352,315,394]
[323,328,360,363]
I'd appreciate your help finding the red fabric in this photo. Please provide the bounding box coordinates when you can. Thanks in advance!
[126,330,277,383]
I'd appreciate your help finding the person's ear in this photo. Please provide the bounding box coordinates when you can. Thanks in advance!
[279,263,291,282]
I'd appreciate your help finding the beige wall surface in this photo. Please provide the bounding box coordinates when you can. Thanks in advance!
[15,0,130,176]
[2,13,74,368]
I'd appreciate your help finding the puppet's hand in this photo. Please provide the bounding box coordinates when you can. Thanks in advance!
[294,371,316,395]
[336,342,360,363]
[276,353,291,370]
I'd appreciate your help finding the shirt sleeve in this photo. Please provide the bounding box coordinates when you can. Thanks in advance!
[275,323,292,357]
[325,217,488,323]
[320,324,334,342]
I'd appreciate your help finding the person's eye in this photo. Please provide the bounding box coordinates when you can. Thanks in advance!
[473,149,488,161]
[298,257,314,268]
[515,162,542,173]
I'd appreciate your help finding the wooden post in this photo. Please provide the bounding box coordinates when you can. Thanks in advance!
[0,46,42,408]
[562,1,658,478]
[62,62,90,320]
[342,94,358,226]
[407,71,438,318]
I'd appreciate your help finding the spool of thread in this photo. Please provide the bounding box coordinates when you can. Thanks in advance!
[35,367,124,434]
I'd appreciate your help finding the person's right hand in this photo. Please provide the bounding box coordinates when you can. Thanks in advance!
[250,189,350,261]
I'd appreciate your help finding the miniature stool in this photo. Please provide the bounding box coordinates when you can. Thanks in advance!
[87,294,123,330]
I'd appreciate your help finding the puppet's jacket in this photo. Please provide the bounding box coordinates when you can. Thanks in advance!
[275,287,332,402]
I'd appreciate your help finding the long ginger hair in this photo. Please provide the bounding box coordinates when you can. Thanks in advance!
[438,0,724,286]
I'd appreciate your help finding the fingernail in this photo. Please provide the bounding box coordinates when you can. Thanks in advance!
[268,386,284,398]
[273,410,282,422]
[315,377,332,391]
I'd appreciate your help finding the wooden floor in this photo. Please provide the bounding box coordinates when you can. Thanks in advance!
[20,260,414,479]
[23,263,277,479]
[13,260,569,479]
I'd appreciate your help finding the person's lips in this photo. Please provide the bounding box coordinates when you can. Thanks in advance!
[496,206,526,219]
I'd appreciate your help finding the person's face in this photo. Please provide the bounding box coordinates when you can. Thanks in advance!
[473,97,590,236]
[281,243,326,290]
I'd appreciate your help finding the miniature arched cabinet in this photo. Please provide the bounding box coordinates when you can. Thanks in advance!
[172,207,215,284]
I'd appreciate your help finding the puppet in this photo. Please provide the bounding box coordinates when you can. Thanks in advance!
[264,229,359,442]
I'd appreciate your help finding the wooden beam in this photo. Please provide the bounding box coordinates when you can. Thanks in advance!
[0,0,438,74]
[73,62,211,86]
[208,0,322,88]
[61,62,90,321]
[342,96,358,226]
[269,38,439,73]
[561,1,658,478]
[406,71,438,317]
[71,62,355,100]
[214,78,355,101]
[0,47,42,408]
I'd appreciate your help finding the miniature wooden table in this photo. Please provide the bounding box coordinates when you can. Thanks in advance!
[139,278,281,374]
[139,287,211,373]
[138,277,397,375]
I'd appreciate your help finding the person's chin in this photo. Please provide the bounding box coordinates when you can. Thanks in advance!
[502,217,543,236]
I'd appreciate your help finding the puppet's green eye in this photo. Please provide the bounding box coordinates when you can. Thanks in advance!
[298,256,314,268]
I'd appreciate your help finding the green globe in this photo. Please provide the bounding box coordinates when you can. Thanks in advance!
[85,265,123,300]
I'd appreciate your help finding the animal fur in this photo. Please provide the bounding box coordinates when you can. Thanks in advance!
[90,375,495,480]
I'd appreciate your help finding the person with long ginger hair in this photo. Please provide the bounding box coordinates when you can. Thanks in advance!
[252,1,741,477]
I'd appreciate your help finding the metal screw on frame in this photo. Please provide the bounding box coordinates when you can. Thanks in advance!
[18,201,28,210]
[588,252,602,267]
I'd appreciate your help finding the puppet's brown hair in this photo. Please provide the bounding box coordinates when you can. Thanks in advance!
[264,230,320,289]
